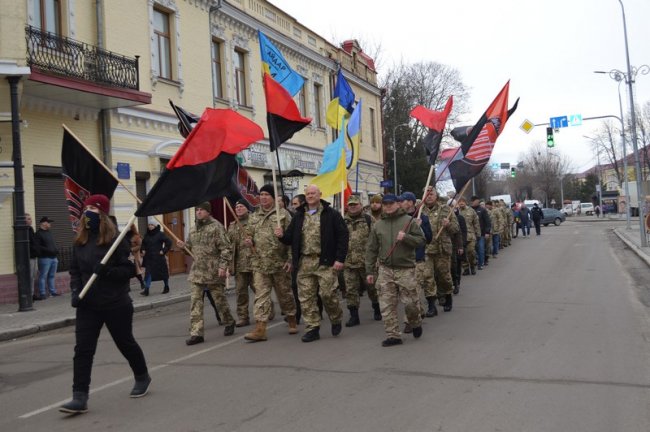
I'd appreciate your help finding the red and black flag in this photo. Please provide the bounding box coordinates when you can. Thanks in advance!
[169,99,199,138]
[409,96,453,165]
[448,82,519,192]
[61,128,118,232]
[135,108,264,217]
[264,72,311,151]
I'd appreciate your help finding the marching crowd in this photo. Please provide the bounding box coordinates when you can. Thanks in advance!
[58,185,541,414]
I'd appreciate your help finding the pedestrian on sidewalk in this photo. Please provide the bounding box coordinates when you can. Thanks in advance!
[125,224,146,291]
[34,216,59,297]
[25,213,39,300]
[141,219,172,295]
[531,203,544,235]
[60,194,151,415]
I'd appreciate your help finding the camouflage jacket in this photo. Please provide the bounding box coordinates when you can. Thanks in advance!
[227,215,253,274]
[365,208,425,271]
[460,206,480,242]
[344,212,373,269]
[247,206,292,273]
[489,208,505,233]
[422,199,459,256]
[185,217,231,284]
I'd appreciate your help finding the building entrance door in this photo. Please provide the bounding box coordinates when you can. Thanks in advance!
[163,210,186,275]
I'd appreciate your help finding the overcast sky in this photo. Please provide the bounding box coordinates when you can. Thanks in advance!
[270,0,650,174]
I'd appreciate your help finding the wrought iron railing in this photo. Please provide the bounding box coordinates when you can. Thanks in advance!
[25,26,140,90]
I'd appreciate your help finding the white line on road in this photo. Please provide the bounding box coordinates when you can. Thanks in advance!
[19,321,286,419]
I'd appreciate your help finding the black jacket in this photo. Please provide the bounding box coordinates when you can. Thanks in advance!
[28,226,38,258]
[531,206,544,221]
[141,225,172,281]
[34,228,58,258]
[471,205,491,236]
[279,199,349,268]
[70,233,135,310]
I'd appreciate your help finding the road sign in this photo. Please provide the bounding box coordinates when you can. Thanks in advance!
[550,116,569,129]
[490,162,499,170]
[569,114,582,126]
[500,162,511,169]
[380,180,393,188]
[520,119,534,134]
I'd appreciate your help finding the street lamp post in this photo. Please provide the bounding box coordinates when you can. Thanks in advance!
[616,0,649,246]
[391,123,410,194]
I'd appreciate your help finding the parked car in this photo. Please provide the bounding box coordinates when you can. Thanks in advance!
[562,205,574,216]
[580,202,595,216]
[541,208,566,226]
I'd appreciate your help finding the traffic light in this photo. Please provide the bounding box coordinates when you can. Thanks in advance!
[510,167,516,178]
[546,127,555,148]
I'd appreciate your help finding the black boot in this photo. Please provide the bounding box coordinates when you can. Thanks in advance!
[425,296,438,317]
[59,391,88,414]
[301,327,320,343]
[443,294,453,312]
[130,373,152,398]
[140,289,149,296]
[372,303,382,321]
[345,307,360,327]
[453,284,460,295]
[162,286,169,294]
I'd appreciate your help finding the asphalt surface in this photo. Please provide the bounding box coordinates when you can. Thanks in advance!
[1,217,650,431]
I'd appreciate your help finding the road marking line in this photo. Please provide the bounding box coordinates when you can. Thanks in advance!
[19,321,286,419]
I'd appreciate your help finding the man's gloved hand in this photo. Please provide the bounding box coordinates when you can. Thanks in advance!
[71,290,80,308]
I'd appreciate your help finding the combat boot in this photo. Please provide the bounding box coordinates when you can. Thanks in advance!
[244,321,267,342]
[425,296,438,318]
[301,327,320,342]
[443,294,453,312]
[372,302,382,321]
[287,315,298,334]
[453,284,460,295]
[235,318,250,327]
[130,373,152,398]
[345,307,360,327]
[59,391,88,414]
[223,323,235,336]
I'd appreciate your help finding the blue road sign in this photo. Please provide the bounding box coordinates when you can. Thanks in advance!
[380,180,394,188]
[569,114,582,126]
[550,116,568,129]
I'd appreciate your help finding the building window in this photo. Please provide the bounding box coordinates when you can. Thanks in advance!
[212,39,223,99]
[234,49,247,106]
[369,107,377,148]
[297,85,307,116]
[33,0,62,34]
[313,83,322,128]
[153,8,172,80]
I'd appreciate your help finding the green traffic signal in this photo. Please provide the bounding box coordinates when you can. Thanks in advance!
[510,167,516,178]
[546,127,555,148]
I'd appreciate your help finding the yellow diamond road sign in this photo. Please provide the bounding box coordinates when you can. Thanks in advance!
[520,119,534,134]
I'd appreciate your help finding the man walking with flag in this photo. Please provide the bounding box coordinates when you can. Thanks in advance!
[177,202,235,345]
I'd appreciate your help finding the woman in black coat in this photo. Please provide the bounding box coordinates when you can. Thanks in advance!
[141,219,172,295]
[60,194,150,415]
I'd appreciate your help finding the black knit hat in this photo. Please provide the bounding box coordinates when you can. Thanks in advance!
[260,184,275,198]
[236,199,248,207]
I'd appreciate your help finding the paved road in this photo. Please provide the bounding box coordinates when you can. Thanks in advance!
[2,220,650,432]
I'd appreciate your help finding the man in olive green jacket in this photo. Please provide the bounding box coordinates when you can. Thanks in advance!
[366,194,425,347]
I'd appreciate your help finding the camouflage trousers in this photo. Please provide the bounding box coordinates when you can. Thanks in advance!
[344,267,378,308]
[377,265,422,339]
[189,282,234,337]
[297,255,343,331]
[462,239,477,270]
[427,254,453,298]
[502,228,511,246]
[235,272,255,321]
[414,260,430,314]
[252,270,296,322]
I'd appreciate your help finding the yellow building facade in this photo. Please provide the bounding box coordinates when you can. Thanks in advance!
[0,0,384,303]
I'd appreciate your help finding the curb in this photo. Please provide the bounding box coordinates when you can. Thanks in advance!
[0,294,190,342]
[613,228,650,267]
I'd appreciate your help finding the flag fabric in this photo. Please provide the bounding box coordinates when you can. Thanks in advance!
[311,125,348,197]
[326,68,355,129]
[345,98,362,169]
[410,96,453,165]
[259,30,304,96]
[435,147,463,182]
[448,82,519,192]
[264,73,311,151]
[135,108,264,217]
[169,99,199,138]
[61,129,119,232]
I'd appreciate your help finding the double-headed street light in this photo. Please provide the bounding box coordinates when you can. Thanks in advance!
[391,123,410,194]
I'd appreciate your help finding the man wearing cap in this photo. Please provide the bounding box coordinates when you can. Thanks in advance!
[366,193,425,347]
[243,185,297,342]
[34,216,59,298]
[343,195,380,326]
[227,200,255,328]
[421,187,460,312]
[400,191,434,321]
[276,184,348,343]
[367,194,383,221]
[177,201,235,345]
[458,197,480,276]
[470,196,491,269]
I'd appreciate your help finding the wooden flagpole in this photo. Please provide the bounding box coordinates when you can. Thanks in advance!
[417,165,435,219]
[433,180,472,240]
[341,181,345,216]
[271,153,281,228]
[62,124,194,258]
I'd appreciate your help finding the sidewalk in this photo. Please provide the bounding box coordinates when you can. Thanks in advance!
[613,225,650,267]
[0,273,221,342]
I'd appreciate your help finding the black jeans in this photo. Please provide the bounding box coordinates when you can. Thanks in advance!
[73,303,148,393]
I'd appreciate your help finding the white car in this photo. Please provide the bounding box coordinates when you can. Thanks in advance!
[580,202,594,215]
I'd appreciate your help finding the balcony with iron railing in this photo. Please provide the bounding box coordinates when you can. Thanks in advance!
[24,26,150,108]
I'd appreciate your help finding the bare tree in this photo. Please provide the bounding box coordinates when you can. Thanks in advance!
[519,141,573,207]
[587,121,623,187]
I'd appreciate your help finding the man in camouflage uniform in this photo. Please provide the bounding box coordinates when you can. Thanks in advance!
[486,201,503,258]
[244,185,297,342]
[277,185,348,343]
[500,200,512,247]
[177,202,234,345]
[344,195,380,327]
[366,194,425,347]
[421,188,460,312]
[459,197,479,275]
[227,200,255,328]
